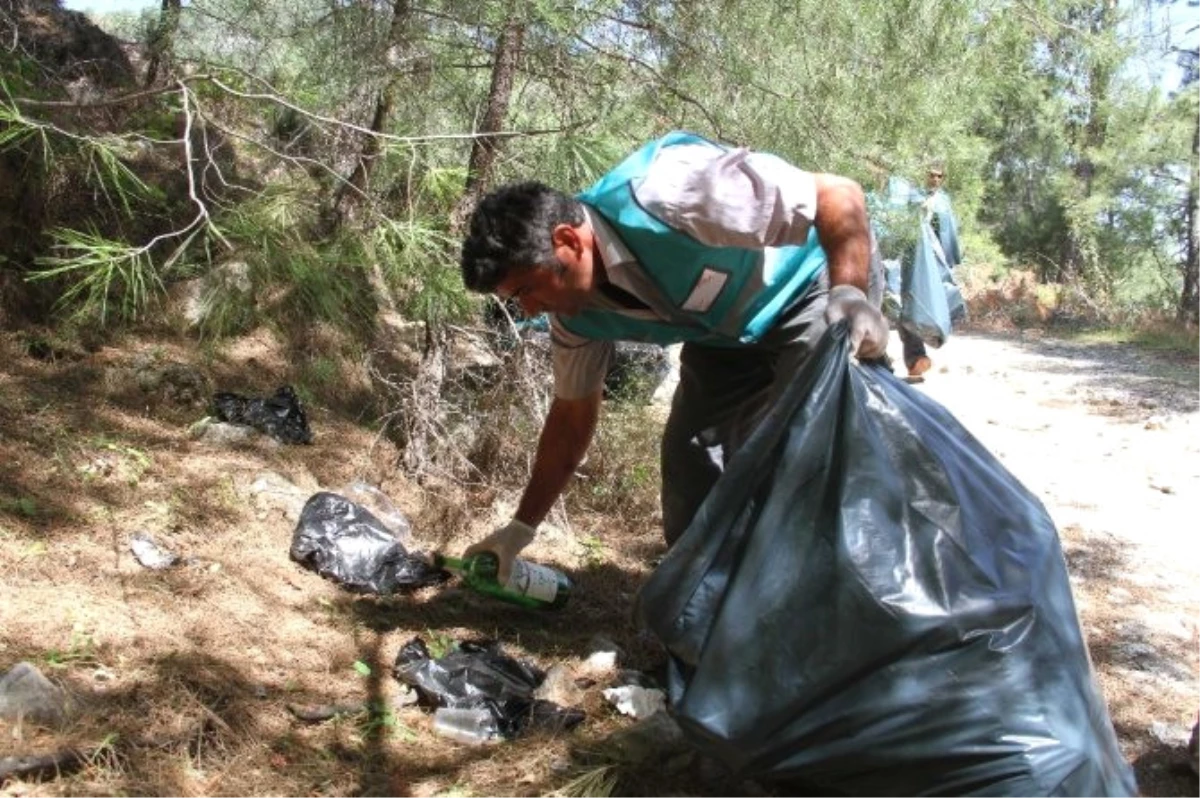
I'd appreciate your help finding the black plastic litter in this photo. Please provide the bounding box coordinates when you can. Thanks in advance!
[211,385,313,444]
[289,492,446,594]
[635,322,1136,796]
[393,637,585,738]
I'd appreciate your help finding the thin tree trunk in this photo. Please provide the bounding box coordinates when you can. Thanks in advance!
[1062,0,1116,284]
[1180,118,1199,326]
[329,0,411,230]
[449,19,525,236]
[144,0,181,87]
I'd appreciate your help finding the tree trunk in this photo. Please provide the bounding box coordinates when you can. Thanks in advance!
[144,0,182,87]
[328,0,412,230]
[449,19,525,236]
[1061,0,1116,284]
[1180,118,1199,326]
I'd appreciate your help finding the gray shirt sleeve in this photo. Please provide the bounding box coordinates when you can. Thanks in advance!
[550,314,613,399]
[633,141,819,249]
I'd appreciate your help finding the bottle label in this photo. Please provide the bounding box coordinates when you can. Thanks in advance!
[504,560,560,603]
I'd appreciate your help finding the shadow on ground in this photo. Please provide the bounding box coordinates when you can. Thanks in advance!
[960,329,1198,416]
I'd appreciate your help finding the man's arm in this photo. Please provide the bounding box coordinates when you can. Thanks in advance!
[464,391,601,581]
[812,173,871,292]
[514,392,602,526]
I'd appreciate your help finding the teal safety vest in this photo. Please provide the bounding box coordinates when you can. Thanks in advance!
[559,131,827,346]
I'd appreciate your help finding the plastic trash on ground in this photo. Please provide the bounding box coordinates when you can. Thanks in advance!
[211,385,313,444]
[635,321,1136,796]
[393,636,585,740]
[337,480,413,546]
[289,492,445,594]
[602,684,666,719]
[432,706,502,745]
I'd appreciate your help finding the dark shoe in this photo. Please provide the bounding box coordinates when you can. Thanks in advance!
[906,356,932,379]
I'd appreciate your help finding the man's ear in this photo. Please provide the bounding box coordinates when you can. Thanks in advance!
[551,224,583,261]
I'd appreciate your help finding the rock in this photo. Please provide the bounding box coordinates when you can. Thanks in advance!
[191,418,258,447]
[391,684,420,708]
[246,471,309,522]
[168,261,254,332]
[534,664,586,707]
[597,710,687,765]
[584,649,618,673]
[0,662,74,728]
[1189,721,1198,775]
[583,634,622,674]
[3,1,135,88]
[1149,721,1189,746]
[1109,641,1192,681]
[129,532,180,570]
[131,354,210,406]
[602,684,666,719]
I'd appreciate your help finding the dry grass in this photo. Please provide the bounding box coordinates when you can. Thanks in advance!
[0,324,729,798]
[2,322,1196,797]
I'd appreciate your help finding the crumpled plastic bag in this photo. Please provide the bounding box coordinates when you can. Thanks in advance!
[289,492,445,594]
[212,385,313,444]
[393,637,585,738]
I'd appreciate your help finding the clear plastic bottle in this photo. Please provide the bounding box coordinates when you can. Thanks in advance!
[433,552,572,610]
[339,480,412,545]
[432,707,501,745]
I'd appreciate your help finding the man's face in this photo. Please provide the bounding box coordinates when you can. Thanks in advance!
[494,223,595,317]
[928,171,944,189]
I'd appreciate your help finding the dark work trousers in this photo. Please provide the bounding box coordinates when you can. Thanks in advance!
[899,325,928,369]
[659,279,830,547]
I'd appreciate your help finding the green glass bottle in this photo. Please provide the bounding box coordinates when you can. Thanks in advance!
[434,552,572,610]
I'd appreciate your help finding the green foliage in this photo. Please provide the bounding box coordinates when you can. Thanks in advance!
[29,228,165,325]
[11,0,1196,337]
[0,495,39,518]
[372,219,472,323]
[572,403,662,518]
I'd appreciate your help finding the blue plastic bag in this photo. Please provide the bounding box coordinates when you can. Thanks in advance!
[901,221,958,347]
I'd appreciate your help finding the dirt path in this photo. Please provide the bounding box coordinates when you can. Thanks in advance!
[888,328,1199,795]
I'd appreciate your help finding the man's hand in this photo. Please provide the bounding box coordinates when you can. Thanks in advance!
[463,519,536,584]
[825,284,889,359]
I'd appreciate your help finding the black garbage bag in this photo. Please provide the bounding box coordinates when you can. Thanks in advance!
[635,322,1136,796]
[212,385,313,444]
[393,637,585,737]
[289,492,446,594]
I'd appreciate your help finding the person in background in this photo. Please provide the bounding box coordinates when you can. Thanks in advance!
[457,132,889,580]
[893,165,964,382]
[896,168,942,381]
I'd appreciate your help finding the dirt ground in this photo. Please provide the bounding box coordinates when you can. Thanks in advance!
[0,322,1197,797]
[894,327,1200,797]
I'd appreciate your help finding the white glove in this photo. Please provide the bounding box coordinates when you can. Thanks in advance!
[825,284,889,360]
[463,519,536,585]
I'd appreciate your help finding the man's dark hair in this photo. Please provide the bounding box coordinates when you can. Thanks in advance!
[460,181,585,293]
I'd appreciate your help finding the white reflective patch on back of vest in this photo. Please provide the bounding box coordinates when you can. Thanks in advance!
[681,267,729,313]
